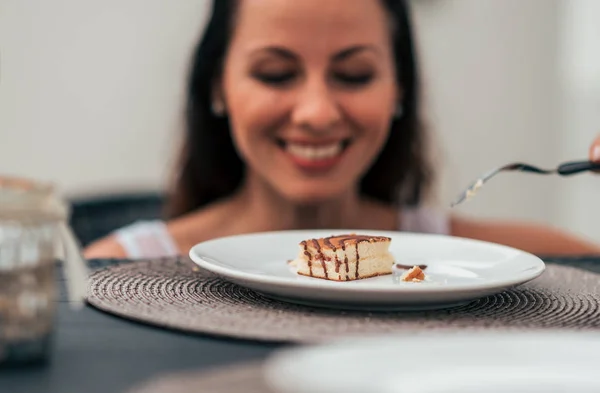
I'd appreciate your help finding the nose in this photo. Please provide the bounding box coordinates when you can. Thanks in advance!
[291,78,342,132]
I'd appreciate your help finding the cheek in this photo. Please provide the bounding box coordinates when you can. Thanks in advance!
[343,89,395,141]
[225,81,288,155]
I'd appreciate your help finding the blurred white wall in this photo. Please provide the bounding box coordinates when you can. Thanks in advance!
[412,0,562,223]
[555,0,600,240]
[0,0,598,240]
[0,0,210,197]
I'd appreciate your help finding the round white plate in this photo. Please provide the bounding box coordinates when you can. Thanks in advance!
[189,230,545,311]
[263,331,600,393]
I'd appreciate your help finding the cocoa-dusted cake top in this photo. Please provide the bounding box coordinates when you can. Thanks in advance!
[300,234,391,251]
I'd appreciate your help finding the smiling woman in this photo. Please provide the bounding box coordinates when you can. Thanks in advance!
[84,0,600,259]
[219,0,410,208]
[170,0,427,215]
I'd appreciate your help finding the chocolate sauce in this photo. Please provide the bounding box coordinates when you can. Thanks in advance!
[324,237,336,251]
[300,241,312,276]
[312,238,328,279]
[324,234,385,249]
[355,243,360,279]
[341,243,349,280]
[300,234,391,280]
[325,237,342,276]
[328,235,368,279]
[395,263,428,270]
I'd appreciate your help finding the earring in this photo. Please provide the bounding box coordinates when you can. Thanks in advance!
[394,103,404,119]
[211,98,226,117]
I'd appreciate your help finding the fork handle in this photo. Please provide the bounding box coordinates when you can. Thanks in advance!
[557,160,600,175]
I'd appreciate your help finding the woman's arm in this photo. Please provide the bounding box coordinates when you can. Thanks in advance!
[450,133,600,255]
[451,215,600,256]
[84,236,128,259]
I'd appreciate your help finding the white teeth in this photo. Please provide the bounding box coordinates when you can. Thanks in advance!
[286,142,343,161]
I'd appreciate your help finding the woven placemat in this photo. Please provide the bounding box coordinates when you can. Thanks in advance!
[128,362,271,393]
[86,257,600,343]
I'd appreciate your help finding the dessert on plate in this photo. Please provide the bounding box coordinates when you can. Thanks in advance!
[399,265,426,282]
[292,234,395,281]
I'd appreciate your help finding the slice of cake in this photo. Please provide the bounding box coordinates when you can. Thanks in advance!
[294,234,395,281]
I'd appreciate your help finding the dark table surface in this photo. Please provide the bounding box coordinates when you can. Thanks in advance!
[0,259,284,393]
[2,256,600,393]
[1,302,281,393]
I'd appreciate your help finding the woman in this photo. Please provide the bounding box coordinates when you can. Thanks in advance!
[85,0,600,259]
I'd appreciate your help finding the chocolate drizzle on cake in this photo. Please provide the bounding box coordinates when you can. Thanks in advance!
[341,243,348,279]
[300,240,312,276]
[325,237,343,276]
[395,263,428,270]
[311,238,328,279]
[355,243,360,279]
[323,234,387,279]
[324,234,384,248]
[324,237,336,251]
[297,234,392,281]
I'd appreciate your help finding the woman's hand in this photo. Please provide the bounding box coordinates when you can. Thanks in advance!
[590,134,600,163]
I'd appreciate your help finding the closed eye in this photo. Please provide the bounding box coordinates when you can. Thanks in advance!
[334,73,373,85]
[253,72,297,86]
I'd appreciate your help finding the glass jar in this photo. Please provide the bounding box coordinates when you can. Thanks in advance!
[0,176,87,366]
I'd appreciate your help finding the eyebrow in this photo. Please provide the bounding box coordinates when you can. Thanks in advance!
[332,45,380,61]
[250,46,298,60]
[250,44,380,61]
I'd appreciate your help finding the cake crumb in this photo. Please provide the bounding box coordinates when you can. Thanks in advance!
[401,266,425,282]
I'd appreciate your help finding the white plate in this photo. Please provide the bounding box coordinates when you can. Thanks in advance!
[263,331,600,393]
[189,230,545,311]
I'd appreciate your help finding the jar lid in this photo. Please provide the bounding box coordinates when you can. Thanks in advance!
[0,175,69,221]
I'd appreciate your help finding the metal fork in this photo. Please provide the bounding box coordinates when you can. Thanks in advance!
[451,160,600,207]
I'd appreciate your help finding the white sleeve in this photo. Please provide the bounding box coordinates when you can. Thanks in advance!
[114,220,180,259]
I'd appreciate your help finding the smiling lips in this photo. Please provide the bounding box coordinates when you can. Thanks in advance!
[277,139,350,171]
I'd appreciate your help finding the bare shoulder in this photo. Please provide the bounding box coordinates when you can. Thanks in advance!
[83,199,237,260]
[163,200,242,251]
[83,235,128,259]
[450,215,600,256]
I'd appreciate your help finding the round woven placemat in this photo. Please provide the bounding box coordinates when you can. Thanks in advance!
[86,258,600,343]
[128,362,272,393]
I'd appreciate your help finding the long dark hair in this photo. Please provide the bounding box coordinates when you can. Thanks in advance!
[166,0,433,218]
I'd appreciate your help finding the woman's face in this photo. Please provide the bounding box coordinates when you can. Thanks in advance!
[220,0,399,204]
